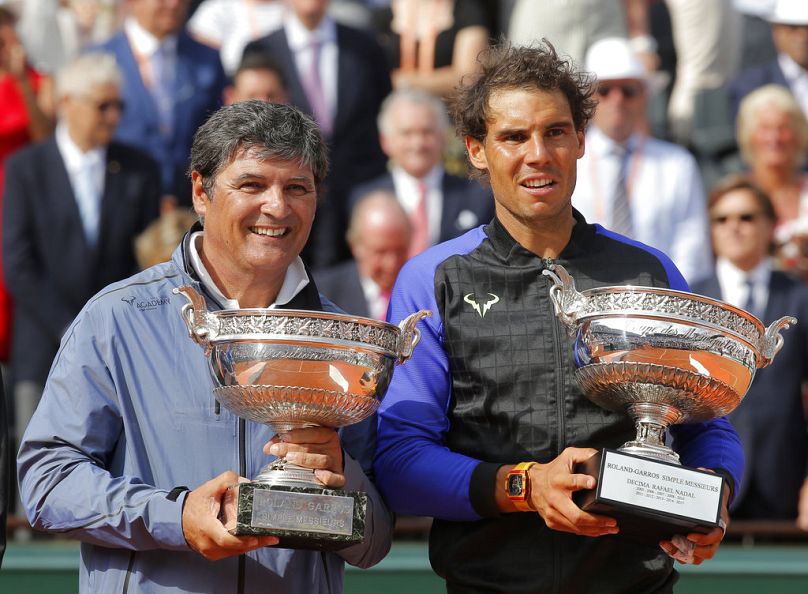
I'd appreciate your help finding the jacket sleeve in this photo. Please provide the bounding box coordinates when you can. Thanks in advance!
[336,453,394,568]
[17,303,189,551]
[373,255,484,522]
[669,416,744,500]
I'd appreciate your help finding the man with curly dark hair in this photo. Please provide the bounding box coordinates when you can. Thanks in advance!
[373,40,743,592]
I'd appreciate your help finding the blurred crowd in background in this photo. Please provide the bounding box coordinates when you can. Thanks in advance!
[0,0,807,541]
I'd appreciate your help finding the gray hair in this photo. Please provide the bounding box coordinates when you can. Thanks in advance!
[56,52,122,100]
[190,100,329,198]
[737,84,808,166]
[377,88,451,137]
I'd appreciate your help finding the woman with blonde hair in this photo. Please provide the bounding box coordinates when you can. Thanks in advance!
[736,84,808,276]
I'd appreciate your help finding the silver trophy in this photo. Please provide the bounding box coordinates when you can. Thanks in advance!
[542,265,796,542]
[174,285,430,550]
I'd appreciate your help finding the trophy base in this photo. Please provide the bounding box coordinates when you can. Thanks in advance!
[221,482,367,551]
[574,449,725,544]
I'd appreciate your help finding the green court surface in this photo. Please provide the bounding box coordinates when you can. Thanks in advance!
[1,540,807,593]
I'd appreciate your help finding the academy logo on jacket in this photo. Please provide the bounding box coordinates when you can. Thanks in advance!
[121,295,171,312]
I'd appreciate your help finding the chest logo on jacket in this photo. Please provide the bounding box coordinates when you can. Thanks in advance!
[121,295,171,312]
[464,292,500,318]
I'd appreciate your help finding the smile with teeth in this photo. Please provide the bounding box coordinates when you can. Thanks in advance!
[521,179,554,189]
[251,226,287,237]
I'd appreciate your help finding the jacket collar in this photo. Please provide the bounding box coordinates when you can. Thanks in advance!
[173,223,324,312]
[484,208,594,266]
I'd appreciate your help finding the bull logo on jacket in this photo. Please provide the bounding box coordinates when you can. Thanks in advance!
[463,293,500,318]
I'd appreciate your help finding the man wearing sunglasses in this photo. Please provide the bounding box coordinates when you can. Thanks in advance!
[3,53,162,523]
[572,36,713,286]
[692,174,808,532]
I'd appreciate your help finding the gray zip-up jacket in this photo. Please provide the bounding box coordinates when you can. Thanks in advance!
[18,236,393,593]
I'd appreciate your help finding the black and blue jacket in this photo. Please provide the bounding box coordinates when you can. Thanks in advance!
[374,210,743,593]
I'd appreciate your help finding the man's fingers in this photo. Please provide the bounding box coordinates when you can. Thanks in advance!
[314,469,346,489]
[563,473,596,492]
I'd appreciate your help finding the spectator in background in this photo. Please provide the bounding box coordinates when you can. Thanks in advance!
[91,0,226,206]
[664,0,742,145]
[2,53,161,503]
[371,0,488,98]
[223,53,289,105]
[733,0,778,71]
[573,37,712,285]
[350,89,494,258]
[729,0,808,121]
[692,174,808,531]
[507,0,658,70]
[17,0,123,74]
[188,0,285,76]
[736,84,808,276]
[0,6,55,366]
[317,190,411,320]
[243,0,391,269]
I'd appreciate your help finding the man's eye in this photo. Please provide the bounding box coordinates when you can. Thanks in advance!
[238,181,262,191]
[287,184,312,195]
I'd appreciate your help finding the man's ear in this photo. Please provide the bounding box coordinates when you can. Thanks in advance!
[466,136,488,172]
[191,171,209,219]
[576,129,586,159]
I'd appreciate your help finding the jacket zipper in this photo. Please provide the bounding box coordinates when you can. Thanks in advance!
[544,258,565,594]
[238,418,246,594]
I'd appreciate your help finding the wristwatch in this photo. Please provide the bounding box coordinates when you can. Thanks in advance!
[505,462,537,512]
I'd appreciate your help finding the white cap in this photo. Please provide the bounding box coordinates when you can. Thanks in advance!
[584,37,646,82]
[767,0,808,25]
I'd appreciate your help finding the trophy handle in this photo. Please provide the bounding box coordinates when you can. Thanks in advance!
[758,315,798,368]
[542,264,585,331]
[396,309,432,364]
[173,285,219,350]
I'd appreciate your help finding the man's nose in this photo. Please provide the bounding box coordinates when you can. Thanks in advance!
[259,188,291,217]
[524,134,550,164]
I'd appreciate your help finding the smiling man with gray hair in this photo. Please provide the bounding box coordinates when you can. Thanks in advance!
[16,99,393,593]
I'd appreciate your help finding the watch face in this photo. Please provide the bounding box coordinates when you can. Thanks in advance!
[507,473,525,497]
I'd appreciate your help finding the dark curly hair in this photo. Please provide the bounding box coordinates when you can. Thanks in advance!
[450,39,596,145]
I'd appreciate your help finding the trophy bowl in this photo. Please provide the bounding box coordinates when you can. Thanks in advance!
[173,284,430,547]
[543,264,796,464]
[542,264,796,542]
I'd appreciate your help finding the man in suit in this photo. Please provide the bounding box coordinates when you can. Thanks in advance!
[350,88,495,257]
[729,0,808,121]
[573,37,712,285]
[2,52,161,500]
[242,0,392,268]
[317,190,411,320]
[92,0,226,205]
[691,174,808,530]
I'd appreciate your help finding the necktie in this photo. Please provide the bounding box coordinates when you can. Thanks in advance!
[375,288,391,321]
[74,159,101,247]
[742,278,759,319]
[150,44,174,138]
[408,180,430,257]
[301,39,332,136]
[609,144,634,237]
